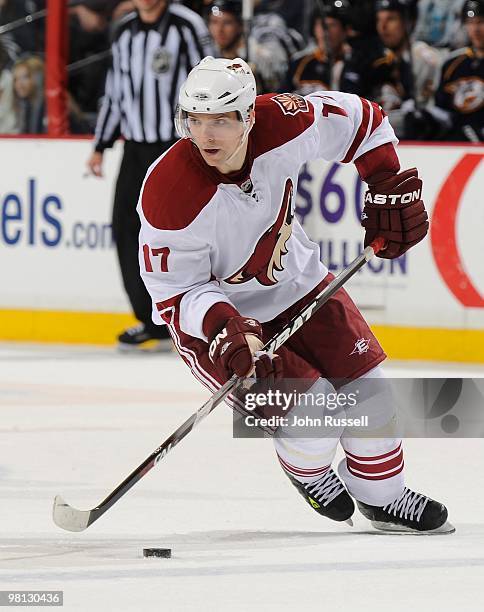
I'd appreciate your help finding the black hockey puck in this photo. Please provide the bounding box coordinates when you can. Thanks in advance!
[143,548,171,558]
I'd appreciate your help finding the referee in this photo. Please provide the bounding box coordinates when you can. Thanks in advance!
[86,0,213,351]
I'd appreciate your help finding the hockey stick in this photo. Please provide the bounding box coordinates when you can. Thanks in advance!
[53,237,385,532]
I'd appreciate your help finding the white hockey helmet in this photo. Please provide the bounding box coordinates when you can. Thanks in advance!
[175,56,256,139]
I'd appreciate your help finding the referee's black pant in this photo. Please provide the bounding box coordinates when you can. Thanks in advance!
[112,140,175,339]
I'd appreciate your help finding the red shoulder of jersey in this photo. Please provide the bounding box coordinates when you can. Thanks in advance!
[141,139,218,231]
[251,93,315,157]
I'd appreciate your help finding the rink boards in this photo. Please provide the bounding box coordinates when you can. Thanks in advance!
[0,137,483,362]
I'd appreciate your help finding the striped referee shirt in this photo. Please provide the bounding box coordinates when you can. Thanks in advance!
[94,3,214,151]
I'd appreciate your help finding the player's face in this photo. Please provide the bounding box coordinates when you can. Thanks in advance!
[376,10,406,49]
[187,111,245,167]
[466,16,484,50]
[209,12,242,51]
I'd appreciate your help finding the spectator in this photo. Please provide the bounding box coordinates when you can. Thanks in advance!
[434,0,484,141]
[207,0,243,58]
[345,0,441,139]
[13,55,45,134]
[207,0,302,92]
[0,39,17,133]
[414,0,467,49]
[86,0,214,351]
[12,53,91,135]
[288,0,351,94]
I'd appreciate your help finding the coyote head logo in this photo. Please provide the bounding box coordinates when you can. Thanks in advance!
[226,179,294,286]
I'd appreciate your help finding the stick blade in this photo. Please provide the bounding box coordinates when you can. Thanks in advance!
[53,495,92,532]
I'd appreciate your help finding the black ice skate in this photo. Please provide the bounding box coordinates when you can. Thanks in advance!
[287,469,355,525]
[357,487,455,534]
[117,323,172,353]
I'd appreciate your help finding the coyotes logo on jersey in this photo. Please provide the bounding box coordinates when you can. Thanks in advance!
[272,93,309,116]
[225,178,294,286]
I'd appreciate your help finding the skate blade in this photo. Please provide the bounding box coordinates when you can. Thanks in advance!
[371,520,456,535]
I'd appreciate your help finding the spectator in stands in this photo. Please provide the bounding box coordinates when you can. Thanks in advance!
[13,55,45,133]
[434,0,484,141]
[344,0,441,139]
[287,0,351,94]
[414,0,467,49]
[13,53,91,135]
[207,0,302,92]
[0,39,17,133]
[207,0,243,58]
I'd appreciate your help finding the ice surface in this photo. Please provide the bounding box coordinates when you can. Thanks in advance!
[0,343,483,611]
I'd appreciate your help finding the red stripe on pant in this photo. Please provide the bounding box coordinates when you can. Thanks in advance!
[278,454,330,478]
[346,445,404,481]
[345,442,402,462]
[347,451,403,475]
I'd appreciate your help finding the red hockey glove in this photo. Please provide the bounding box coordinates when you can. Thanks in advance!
[361,168,429,259]
[209,316,282,381]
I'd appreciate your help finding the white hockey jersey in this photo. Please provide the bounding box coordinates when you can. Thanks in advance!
[138,91,398,342]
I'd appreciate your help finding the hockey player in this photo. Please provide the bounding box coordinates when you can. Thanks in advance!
[137,56,453,534]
